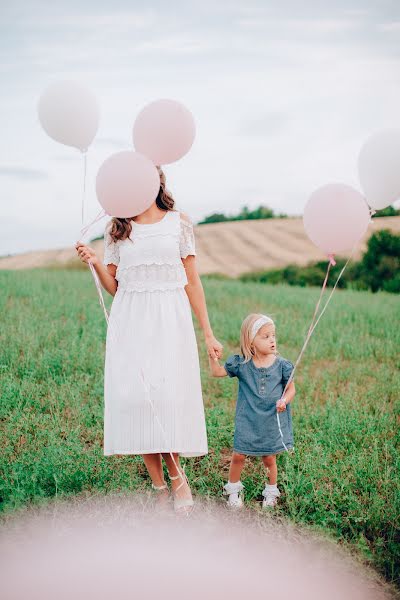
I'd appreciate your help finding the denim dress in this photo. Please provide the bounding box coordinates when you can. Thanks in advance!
[224,354,295,455]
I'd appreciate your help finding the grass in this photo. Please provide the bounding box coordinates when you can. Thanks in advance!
[0,269,399,586]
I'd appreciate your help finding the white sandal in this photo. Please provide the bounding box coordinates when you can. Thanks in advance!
[167,466,194,515]
[151,482,168,491]
[150,481,170,508]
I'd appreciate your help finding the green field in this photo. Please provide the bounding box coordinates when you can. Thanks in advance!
[0,270,399,586]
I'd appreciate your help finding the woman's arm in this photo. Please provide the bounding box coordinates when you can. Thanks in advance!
[95,263,118,297]
[181,254,223,360]
[75,242,118,296]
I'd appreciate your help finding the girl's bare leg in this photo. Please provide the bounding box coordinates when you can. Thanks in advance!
[261,454,277,485]
[228,452,246,483]
[162,452,193,502]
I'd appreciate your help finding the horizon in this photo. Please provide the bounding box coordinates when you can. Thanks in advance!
[1,0,400,255]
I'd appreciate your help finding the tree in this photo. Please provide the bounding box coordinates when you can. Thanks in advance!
[359,230,400,292]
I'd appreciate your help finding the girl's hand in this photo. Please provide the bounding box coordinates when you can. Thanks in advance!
[75,241,99,266]
[276,398,287,413]
[205,334,223,360]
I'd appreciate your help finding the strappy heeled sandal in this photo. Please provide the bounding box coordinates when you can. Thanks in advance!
[151,481,168,492]
[167,466,194,515]
[151,481,170,507]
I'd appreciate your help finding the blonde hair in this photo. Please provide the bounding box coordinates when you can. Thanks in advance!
[239,313,276,363]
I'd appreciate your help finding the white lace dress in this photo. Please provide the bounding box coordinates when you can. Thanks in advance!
[102,209,208,457]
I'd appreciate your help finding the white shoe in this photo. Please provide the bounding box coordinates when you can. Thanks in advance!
[223,480,244,508]
[262,484,280,508]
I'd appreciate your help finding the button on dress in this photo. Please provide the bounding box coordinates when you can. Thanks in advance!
[224,354,295,455]
[102,210,208,457]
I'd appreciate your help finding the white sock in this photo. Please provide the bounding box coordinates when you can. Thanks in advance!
[265,483,277,490]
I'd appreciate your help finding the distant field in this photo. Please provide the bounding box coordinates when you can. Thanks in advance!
[0,269,399,588]
[1,216,400,277]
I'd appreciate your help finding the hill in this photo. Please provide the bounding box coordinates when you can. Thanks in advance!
[1,216,399,276]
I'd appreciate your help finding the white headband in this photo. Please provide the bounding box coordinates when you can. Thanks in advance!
[250,315,274,341]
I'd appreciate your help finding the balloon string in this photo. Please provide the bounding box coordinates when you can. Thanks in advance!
[305,261,332,340]
[104,318,190,494]
[276,233,365,452]
[80,208,107,239]
[139,368,191,494]
[78,198,110,323]
[87,260,110,324]
[78,160,186,487]
[81,151,88,225]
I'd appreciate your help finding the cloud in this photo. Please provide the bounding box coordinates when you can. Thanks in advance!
[378,21,400,32]
[95,136,128,149]
[0,165,48,181]
[1,1,400,254]
[238,112,291,138]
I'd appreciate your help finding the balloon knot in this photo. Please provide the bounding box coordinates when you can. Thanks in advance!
[328,254,336,266]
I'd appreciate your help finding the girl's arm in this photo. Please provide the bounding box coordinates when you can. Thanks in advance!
[75,242,118,297]
[283,382,296,404]
[208,355,228,377]
[276,382,296,412]
[181,253,223,360]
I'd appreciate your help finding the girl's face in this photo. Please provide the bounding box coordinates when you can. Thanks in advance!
[251,323,276,356]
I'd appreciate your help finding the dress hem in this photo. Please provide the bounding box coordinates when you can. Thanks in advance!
[233,445,294,456]
[104,449,208,457]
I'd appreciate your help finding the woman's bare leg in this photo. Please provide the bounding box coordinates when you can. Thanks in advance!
[162,452,193,502]
[142,453,166,487]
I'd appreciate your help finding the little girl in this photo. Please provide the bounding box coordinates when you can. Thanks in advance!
[209,313,296,509]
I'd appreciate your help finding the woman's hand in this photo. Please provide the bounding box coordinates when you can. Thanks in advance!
[205,334,223,360]
[75,241,99,266]
[276,398,287,413]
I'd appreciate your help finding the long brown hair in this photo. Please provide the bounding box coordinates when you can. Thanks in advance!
[107,166,175,243]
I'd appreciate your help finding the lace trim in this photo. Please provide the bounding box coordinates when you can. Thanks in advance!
[128,230,180,241]
[117,281,188,292]
[116,262,188,292]
[179,218,196,258]
[117,259,183,271]
[103,229,120,266]
[103,215,196,265]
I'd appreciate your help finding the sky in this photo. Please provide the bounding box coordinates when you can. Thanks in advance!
[1,0,400,256]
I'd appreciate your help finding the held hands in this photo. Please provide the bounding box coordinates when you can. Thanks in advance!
[205,333,223,360]
[75,241,99,266]
[276,398,287,413]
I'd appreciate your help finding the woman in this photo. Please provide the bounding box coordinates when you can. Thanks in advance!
[75,167,223,514]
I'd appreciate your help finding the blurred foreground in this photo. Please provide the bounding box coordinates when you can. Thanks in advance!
[0,492,395,600]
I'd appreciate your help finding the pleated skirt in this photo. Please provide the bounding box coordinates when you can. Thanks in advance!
[103,286,208,457]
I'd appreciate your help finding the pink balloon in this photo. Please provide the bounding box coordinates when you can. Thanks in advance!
[133,99,196,165]
[96,151,160,218]
[303,183,370,256]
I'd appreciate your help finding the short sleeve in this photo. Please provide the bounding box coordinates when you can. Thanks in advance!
[103,221,120,266]
[179,215,196,258]
[224,354,242,378]
[281,358,294,386]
